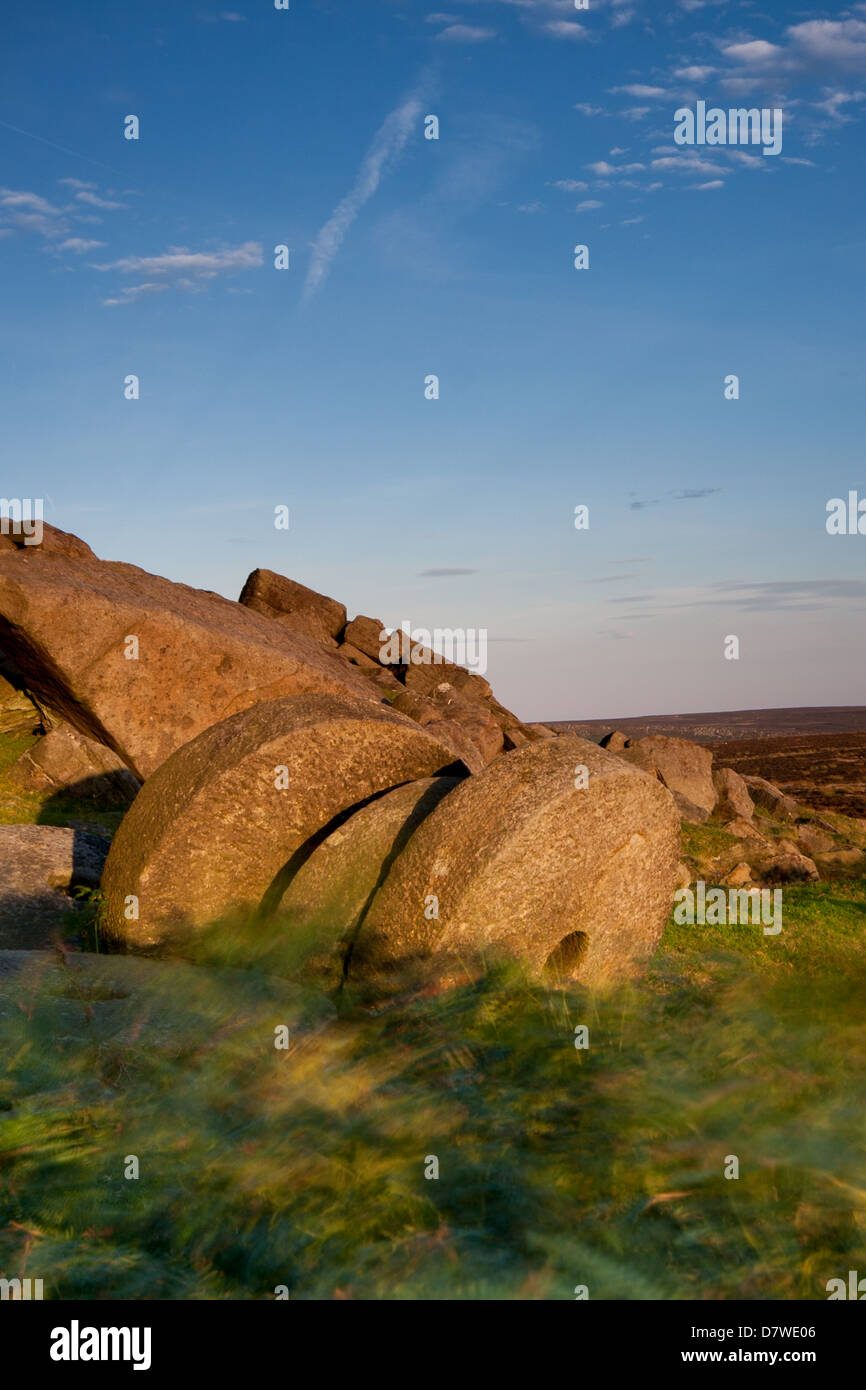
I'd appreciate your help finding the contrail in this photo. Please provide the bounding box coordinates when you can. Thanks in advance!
[0,117,123,174]
[303,83,429,300]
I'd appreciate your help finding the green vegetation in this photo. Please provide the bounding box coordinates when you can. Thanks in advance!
[2,877,865,1300]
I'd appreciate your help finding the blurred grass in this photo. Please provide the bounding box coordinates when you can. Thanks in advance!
[2,873,865,1300]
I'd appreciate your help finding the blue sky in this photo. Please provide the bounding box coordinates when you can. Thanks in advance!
[1,0,865,720]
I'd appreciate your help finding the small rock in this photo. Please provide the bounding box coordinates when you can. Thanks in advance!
[723,862,752,888]
[723,817,769,843]
[599,730,630,752]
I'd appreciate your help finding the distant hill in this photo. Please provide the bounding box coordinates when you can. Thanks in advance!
[545,707,866,745]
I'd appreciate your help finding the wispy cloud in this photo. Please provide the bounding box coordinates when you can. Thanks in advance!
[611,84,668,98]
[541,21,587,41]
[58,237,107,253]
[304,86,428,300]
[419,567,479,576]
[75,190,126,210]
[97,242,263,305]
[435,24,497,42]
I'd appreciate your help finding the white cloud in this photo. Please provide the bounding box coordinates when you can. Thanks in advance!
[574,103,604,117]
[722,39,782,67]
[0,187,67,239]
[58,177,97,190]
[0,187,62,216]
[549,178,588,191]
[577,199,604,209]
[435,24,497,41]
[304,90,425,300]
[611,84,668,98]
[103,282,171,307]
[692,179,724,189]
[542,21,587,40]
[717,20,866,93]
[651,154,722,175]
[813,89,866,121]
[58,237,106,253]
[75,191,126,210]
[98,243,262,276]
[673,65,715,81]
[585,160,645,175]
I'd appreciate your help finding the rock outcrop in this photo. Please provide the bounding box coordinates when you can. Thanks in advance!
[0,545,378,780]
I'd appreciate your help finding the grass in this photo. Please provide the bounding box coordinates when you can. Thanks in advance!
[2,875,865,1300]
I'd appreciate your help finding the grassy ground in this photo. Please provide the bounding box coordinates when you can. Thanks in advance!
[2,871,865,1299]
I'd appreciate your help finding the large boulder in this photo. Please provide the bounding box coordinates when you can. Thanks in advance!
[351,736,680,988]
[620,735,716,821]
[239,569,346,646]
[9,723,140,806]
[274,776,460,985]
[0,542,379,780]
[743,775,799,822]
[0,825,110,947]
[713,766,755,822]
[101,693,469,951]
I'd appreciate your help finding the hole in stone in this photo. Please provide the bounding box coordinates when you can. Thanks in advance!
[544,931,589,979]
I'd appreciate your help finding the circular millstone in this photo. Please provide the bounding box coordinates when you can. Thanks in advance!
[350,735,681,988]
[101,693,468,950]
[274,776,461,986]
